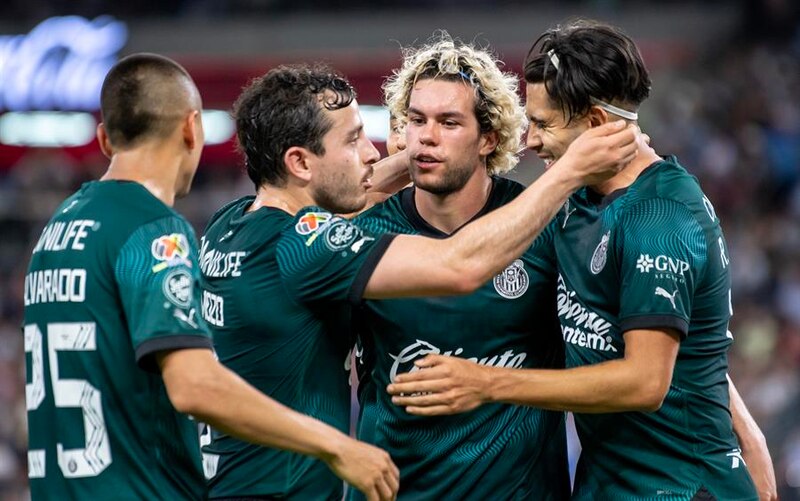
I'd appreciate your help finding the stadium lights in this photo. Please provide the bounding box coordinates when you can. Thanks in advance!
[0,111,96,147]
[202,110,236,145]
[0,106,391,148]
[359,105,390,143]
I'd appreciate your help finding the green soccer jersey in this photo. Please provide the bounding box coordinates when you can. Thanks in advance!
[554,157,757,500]
[23,180,213,501]
[350,178,569,501]
[199,198,394,499]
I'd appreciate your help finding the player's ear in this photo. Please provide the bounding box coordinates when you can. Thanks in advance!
[182,110,202,150]
[587,105,609,128]
[283,146,313,183]
[96,123,113,159]
[478,130,499,157]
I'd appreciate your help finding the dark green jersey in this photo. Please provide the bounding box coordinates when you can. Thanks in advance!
[350,178,569,501]
[554,157,757,500]
[23,180,213,501]
[199,199,394,499]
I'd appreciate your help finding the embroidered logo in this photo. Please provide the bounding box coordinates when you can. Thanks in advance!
[493,259,529,299]
[590,231,610,274]
[162,268,192,308]
[654,287,678,310]
[295,212,331,235]
[727,448,746,469]
[324,220,360,251]
[151,233,191,272]
[636,254,655,273]
[561,199,577,229]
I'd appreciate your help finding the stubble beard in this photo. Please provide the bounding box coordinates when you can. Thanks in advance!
[312,174,366,214]
[411,161,477,196]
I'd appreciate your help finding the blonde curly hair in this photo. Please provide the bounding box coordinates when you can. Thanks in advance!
[383,32,527,175]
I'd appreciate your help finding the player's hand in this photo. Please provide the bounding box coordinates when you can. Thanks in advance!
[554,120,641,186]
[326,437,399,501]
[387,354,492,416]
[741,438,778,501]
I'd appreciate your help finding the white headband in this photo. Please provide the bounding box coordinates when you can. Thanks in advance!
[547,49,560,70]
[590,97,639,120]
[546,49,639,120]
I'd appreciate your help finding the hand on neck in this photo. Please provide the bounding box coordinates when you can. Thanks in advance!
[592,142,661,196]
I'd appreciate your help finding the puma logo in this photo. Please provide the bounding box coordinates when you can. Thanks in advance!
[654,287,678,310]
[562,200,577,229]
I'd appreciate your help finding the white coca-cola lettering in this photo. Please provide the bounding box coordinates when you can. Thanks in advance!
[0,16,127,111]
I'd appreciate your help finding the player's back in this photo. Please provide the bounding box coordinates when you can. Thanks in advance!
[199,197,350,500]
[23,180,208,500]
[351,178,569,501]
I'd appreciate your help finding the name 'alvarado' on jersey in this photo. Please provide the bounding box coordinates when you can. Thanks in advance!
[557,274,617,353]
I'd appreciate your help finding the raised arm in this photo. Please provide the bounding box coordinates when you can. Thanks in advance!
[367,151,411,199]
[159,348,399,501]
[364,120,639,298]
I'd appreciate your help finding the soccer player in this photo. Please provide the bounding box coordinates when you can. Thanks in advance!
[386,114,406,156]
[349,36,569,499]
[22,53,400,501]
[199,63,639,499]
[387,20,775,500]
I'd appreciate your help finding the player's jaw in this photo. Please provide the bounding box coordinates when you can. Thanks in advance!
[410,158,477,196]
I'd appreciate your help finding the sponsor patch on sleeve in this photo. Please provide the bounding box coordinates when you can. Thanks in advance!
[295,212,332,235]
[151,233,192,272]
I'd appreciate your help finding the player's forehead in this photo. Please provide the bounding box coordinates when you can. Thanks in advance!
[524,83,555,117]
[408,78,476,117]
[525,82,573,128]
[321,100,362,139]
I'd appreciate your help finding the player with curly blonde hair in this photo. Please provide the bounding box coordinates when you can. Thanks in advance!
[383,32,527,177]
[348,34,600,499]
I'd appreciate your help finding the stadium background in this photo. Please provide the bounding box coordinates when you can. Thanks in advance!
[0,0,798,499]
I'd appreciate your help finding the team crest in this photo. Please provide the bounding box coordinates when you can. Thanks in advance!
[493,259,529,299]
[295,211,332,235]
[324,220,361,251]
[590,231,611,274]
[162,268,193,308]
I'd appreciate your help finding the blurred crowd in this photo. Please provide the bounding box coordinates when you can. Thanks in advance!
[0,17,798,501]
[648,31,800,499]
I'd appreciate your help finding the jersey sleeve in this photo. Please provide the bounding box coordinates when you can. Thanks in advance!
[276,207,396,305]
[114,216,213,372]
[528,217,558,279]
[616,198,707,338]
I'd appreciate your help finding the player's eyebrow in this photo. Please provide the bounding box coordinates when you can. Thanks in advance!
[407,106,467,120]
[346,123,363,140]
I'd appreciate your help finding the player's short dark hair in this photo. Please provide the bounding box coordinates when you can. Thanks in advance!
[524,19,651,124]
[233,64,356,189]
[100,53,196,148]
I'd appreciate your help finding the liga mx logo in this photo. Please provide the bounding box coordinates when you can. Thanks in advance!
[295,212,331,235]
[493,259,529,299]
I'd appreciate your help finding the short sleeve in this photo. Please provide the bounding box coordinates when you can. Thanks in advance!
[114,216,213,372]
[617,199,707,338]
[276,207,396,304]
[528,218,558,279]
